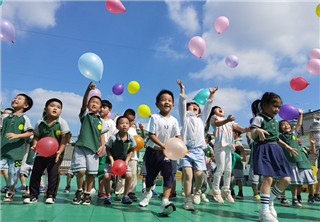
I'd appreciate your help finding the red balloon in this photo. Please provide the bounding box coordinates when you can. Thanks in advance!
[290,77,309,91]
[36,137,59,157]
[106,0,126,13]
[110,159,127,176]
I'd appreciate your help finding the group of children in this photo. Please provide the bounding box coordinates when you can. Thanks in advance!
[1,81,319,221]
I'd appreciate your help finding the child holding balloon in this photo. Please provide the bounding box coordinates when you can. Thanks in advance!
[177,80,217,210]
[250,92,298,222]
[23,98,70,204]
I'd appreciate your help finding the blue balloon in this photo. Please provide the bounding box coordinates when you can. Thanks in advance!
[78,52,103,82]
[193,89,209,105]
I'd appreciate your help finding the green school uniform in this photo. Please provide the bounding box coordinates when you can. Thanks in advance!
[231,152,241,171]
[204,145,212,158]
[251,113,279,143]
[106,133,137,163]
[279,131,303,163]
[248,140,256,166]
[296,147,312,170]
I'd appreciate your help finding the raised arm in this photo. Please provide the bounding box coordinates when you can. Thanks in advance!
[177,80,187,124]
[177,80,185,96]
[138,123,146,138]
[309,138,317,154]
[214,115,235,127]
[81,82,96,113]
[201,87,218,123]
[295,109,303,132]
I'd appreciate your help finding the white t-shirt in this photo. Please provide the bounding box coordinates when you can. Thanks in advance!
[128,127,138,161]
[146,113,180,148]
[103,119,117,142]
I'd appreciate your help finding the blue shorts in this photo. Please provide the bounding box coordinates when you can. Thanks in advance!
[179,147,206,171]
[0,158,21,186]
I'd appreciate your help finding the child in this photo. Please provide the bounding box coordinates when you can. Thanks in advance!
[206,106,250,203]
[139,89,181,216]
[24,98,70,204]
[63,133,76,193]
[103,116,136,205]
[232,129,245,200]
[250,92,297,222]
[71,82,107,205]
[204,134,216,197]
[177,80,217,210]
[0,94,33,201]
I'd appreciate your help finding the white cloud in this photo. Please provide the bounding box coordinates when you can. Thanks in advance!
[153,37,187,59]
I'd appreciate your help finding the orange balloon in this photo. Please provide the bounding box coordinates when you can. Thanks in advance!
[133,135,144,151]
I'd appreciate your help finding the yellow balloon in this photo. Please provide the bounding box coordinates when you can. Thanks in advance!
[137,104,151,118]
[317,3,320,18]
[127,81,140,94]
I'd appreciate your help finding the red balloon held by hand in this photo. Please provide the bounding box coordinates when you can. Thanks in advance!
[36,137,59,157]
[111,159,127,176]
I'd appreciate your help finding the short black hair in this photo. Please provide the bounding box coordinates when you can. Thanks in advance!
[156,89,174,103]
[88,96,102,107]
[233,129,242,137]
[17,93,33,112]
[186,102,201,114]
[45,98,63,109]
[116,115,129,126]
[279,120,292,133]
[124,108,135,117]
[205,134,212,143]
[101,100,112,110]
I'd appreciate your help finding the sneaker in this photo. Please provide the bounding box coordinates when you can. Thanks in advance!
[45,195,55,204]
[15,185,28,193]
[253,194,261,200]
[275,194,281,201]
[159,201,176,216]
[183,198,195,211]
[221,189,234,203]
[269,205,277,219]
[181,191,185,196]
[114,194,122,201]
[207,189,214,197]
[259,209,278,222]
[141,188,146,194]
[231,189,236,198]
[192,190,201,205]
[139,190,152,207]
[212,190,224,203]
[82,193,91,205]
[23,196,38,204]
[308,195,314,204]
[128,192,137,201]
[297,195,302,203]
[104,195,112,204]
[201,193,209,203]
[122,195,133,204]
[72,190,83,205]
[98,192,107,200]
[63,185,71,193]
[39,185,46,193]
[3,190,14,202]
[314,194,320,201]
[170,192,177,200]
[1,186,9,193]
[90,188,96,194]
[280,198,290,207]
[235,191,244,200]
[292,199,302,207]
[152,189,158,195]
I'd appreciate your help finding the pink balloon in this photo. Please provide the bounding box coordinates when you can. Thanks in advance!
[309,48,320,59]
[88,88,102,99]
[163,138,187,160]
[290,77,309,91]
[214,16,229,34]
[106,0,126,13]
[306,59,320,74]
[188,36,206,58]
[107,112,111,119]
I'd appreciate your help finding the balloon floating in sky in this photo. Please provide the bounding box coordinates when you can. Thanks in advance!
[106,0,126,13]
[279,104,299,121]
[290,77,309,91]
[306,59,320,74]
[0,0,3,6]
[88,88,102,99]
[249,117,254,125]
[36,137,59,157]
[316,3,320,17]
[127,81,140,94]
[137,104,151,118]
[112,83,124,95]
[193,89,209,105]
[78,52,104,81]
[309,48,320,59]
[163,138,188,160]
[225,55,239,68]
[0,18,16,43]
[188,36,206,58]
[214,16,229,34]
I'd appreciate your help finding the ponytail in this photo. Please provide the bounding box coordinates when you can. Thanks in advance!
[252,92,282,117]
[205,106,220,132]
[251,99,261,117]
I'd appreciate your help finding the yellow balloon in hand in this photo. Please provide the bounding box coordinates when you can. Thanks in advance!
[137,104,151,117]
[316,3,320,18]
[127,81,140,94]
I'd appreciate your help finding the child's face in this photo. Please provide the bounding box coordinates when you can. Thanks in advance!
[117,117,130,133]
[156,93,174,114]
[262,98,281,118]
[280,121,292,133]
[11,95,28,111]
[100,106,110,118]
[45,101,62,118]
[214,107,224,117]
[87,97,102,114]
[187,104,200,115]
[125,114,135,127]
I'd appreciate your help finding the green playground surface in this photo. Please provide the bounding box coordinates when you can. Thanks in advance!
[0,176,319,222]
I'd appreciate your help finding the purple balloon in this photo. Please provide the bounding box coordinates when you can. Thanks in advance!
[0,18,16,43]
[225,55,239,68]
[112,83,124,95]
[278,104,299,120]
[249,117,254,125]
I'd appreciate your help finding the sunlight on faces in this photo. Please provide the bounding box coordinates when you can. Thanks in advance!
[187,103,200,115]
[214,107,224,117]
[44,101,62,119]
[117,117,130,133]
[126,114,135,127]
[262,97,282,118]
[280,121,292,133]
[87,97,101,114]
[11,95,28,111]
[156,94,174,114]
[100,106,110,119]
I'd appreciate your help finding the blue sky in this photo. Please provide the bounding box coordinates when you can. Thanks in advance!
[1,0,319,138]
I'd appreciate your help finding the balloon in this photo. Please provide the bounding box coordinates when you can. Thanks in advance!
[0,0,3,6]
[36,137,59,157]
[0,18,16,43]
[99,147,106,157]
[88,88,101,99]
[205,156,210,165]
[214,16,229,34]
[249,118,254,125]
[107,112,111,119]
[225,55,239,68]
[163,138,188,160]
[111,159,127,176]
[106,0,126,13]
[137,104,151,118]
[112,83,124,95]
[306,59,320,74]
[278,104,299,121]
[290,77,309,91]
[133,135,144,151]
[193,89,209,105]
[188,36,206,58]
[78,52,103,81]
[127,81,140,94]
[316,3,320,17]
[309,48,320,59]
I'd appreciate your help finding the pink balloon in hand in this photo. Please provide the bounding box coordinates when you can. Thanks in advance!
[214,16,229,34]
[188,36,206,58]
[106,0,126,13]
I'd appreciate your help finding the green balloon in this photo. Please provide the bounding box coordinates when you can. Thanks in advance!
[193,89,210,105]
[0,0,2,6]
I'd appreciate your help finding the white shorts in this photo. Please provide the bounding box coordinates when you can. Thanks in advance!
[20,162,34,177]
[70,146,99,175]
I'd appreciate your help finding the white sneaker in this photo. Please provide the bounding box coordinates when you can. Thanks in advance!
[139,191,152,207]
[183,198,194,211]
[269,205,277,219]
[207,189,214,197]
[159,201,176,216]
[23,196,38,204]
[201,193,209,203]
[90,188,96,194]
[212,190,224,203]
[259,209,278,222]
[45,195,55,204]
[192,191,201,205]
[221,189,234,203]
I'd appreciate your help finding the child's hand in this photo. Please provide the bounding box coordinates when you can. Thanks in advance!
[286,146,298,157]
[298,108,303,115]
[87,81,96,90]
[55,151,61,163]
[30,145,36,152]
[138,123,144,130]
[310,138,316,145]
[255,128,270,141]
[209,86,218,94]
[96,146,104,156]
[110,159,114,167]
[5,133,19,140]
[244,127,251,132]
[176,80,184,89]
[226,115,236,122]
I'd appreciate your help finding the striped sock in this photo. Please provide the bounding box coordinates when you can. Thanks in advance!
[260,194,270,212]
[270,185,282,205]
